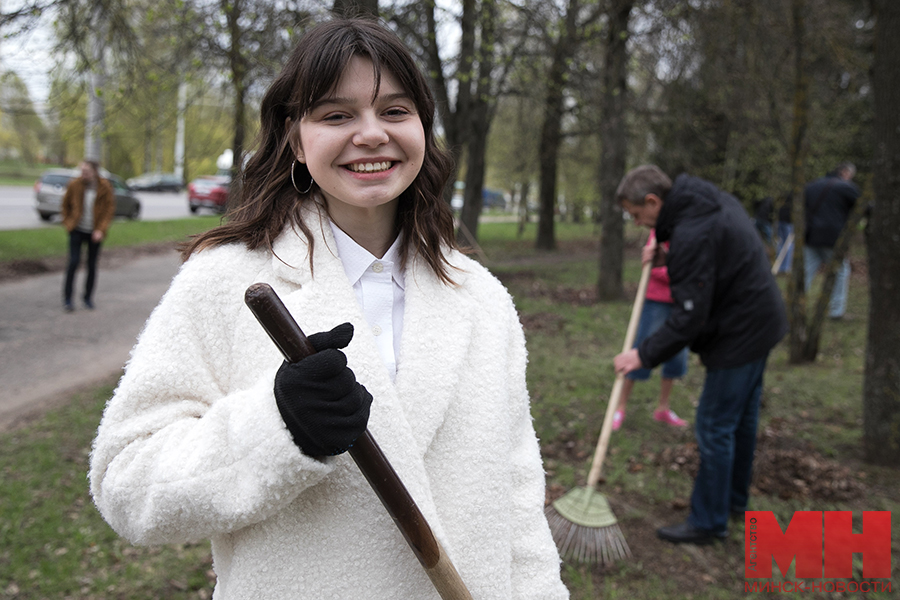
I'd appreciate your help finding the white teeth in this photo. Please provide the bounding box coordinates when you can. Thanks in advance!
[349,161,391,173]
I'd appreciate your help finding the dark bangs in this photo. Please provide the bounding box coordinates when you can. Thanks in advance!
[286,22,436,140]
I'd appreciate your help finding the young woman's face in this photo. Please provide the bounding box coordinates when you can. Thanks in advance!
[295,56,426,221]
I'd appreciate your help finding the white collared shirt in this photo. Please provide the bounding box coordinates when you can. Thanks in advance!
[329,222,405,381]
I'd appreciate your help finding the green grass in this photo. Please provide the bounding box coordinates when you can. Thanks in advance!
[0,379,214,599]
[0,217,221,262]
[0,219,896,599]
[0,161,60,186]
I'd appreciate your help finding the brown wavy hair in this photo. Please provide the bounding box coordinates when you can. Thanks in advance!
[180,18,459,283]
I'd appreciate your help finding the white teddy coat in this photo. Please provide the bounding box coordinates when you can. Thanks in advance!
[89,209,569,600]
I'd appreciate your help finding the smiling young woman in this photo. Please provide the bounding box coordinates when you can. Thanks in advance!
[89,18,569,600]
[287,55,426,257]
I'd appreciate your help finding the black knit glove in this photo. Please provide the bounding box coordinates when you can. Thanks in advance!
[273,323,372,457]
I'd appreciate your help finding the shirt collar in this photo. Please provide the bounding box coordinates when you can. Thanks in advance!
[329,221,405,289]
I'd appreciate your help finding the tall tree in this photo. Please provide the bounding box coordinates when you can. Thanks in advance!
[534,0,602,250]
[391,0,520,243]
[456,0,498,244]
[54,0,142,164]
[785,0,812,364]
[222,0,249,179]
[534,0,577,251]
[597,0,633,299]
[782,0,872,363]
[864,0,900,464]
[194,0,309,183]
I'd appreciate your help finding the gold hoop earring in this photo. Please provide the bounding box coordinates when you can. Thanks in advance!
[291,159,314,194]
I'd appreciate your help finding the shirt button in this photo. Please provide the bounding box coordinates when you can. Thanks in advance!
[372,262,384,273]
[372,325,383,336]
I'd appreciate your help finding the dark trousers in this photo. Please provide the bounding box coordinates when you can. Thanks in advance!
[64,230,102,304]
[688,355,768,534]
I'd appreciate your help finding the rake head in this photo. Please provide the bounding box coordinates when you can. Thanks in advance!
[545,486,632,565]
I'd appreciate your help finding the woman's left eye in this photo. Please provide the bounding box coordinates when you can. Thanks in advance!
[384,107,412,118]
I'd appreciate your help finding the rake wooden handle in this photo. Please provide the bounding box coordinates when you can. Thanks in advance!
[244,283,473,600]
[586,260,653,489]
[771,231,794,275]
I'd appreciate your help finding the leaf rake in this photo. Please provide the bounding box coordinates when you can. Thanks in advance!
[545,260,652,564]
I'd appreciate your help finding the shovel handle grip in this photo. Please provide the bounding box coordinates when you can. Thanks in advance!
[244,283,473,600]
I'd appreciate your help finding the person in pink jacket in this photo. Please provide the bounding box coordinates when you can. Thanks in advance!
[614,229,689,431]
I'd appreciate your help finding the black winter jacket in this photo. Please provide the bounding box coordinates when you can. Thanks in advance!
[638,174,788,370]
[804,174,859,247]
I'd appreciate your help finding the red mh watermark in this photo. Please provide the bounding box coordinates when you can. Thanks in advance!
[745,510,892,591]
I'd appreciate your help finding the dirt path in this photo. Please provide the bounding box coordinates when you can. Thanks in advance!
[0,246,182,431]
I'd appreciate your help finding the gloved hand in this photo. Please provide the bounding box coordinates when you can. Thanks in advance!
[273,323,372,457]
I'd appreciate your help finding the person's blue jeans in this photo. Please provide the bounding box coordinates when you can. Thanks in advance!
[804,245,850,318]
[688,356,768,534]
[627,300,688,381]
[64,229,102,305]
[775,222,793,273]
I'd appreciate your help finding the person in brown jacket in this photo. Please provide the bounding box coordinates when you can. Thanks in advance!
[61,160,115,311]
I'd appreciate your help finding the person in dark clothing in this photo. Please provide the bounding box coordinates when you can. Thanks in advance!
[613,165,788,545]
[803,162,859,319]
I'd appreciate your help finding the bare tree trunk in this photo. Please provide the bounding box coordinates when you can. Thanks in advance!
[864,0,900,465]
[597,0,632,300]
[224,0,247,208]
[419,0,469,206]
[786,0,811,364]
[458,0,497,244]
[517,180,530,238]
[175,81,187,181]
[536,0,580,251]
[460,109,488,242]
[143,124,153,174]
[84,2,106,163]
[155,104,164,171]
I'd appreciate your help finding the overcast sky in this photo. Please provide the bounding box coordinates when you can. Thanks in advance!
[1,17,55,107]
[1,2,463,113]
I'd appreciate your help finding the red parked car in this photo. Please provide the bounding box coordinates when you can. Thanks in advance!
[188,176,230,214]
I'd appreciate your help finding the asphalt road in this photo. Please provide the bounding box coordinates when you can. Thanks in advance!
[0,249,182,430]
[0,185,196,230]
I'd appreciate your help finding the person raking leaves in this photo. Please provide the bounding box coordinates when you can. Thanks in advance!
[613,165,787,545]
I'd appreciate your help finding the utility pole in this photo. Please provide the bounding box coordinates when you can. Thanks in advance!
[174,80,187,180]
[83,2,106,162]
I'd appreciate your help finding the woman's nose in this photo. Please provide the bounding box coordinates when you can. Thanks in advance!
[353,112,390,147]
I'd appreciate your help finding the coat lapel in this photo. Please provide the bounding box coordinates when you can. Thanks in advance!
[394,253,476,456]
[264,214,475,530]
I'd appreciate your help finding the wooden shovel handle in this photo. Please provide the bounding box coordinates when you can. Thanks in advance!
[586,260,653,488]
[244,283,473,600]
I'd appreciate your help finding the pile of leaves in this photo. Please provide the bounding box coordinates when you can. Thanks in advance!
[651,431,866,502]
[0,258,55,282]
[752,428,866,502]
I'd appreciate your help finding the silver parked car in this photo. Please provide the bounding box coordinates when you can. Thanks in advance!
[34,168,141,222]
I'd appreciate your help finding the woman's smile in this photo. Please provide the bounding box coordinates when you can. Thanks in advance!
[345,161,395,174]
